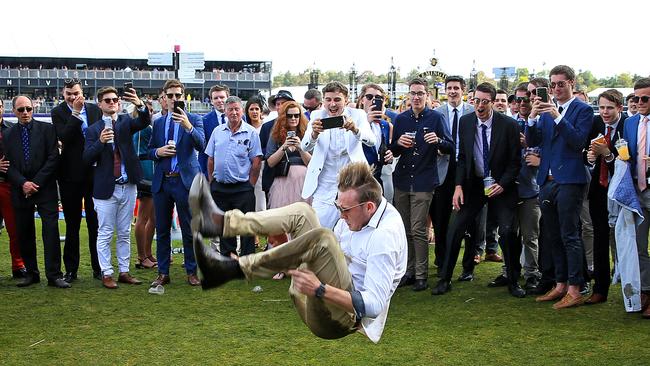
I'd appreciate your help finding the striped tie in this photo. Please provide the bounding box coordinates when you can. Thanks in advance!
[638,116,649,191]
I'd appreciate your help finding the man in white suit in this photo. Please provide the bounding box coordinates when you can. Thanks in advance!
[301,81,376,228]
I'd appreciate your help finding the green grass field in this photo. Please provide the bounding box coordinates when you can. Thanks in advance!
[0,219,648,365]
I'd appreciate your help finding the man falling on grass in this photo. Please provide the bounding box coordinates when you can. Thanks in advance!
[189,162,407,342]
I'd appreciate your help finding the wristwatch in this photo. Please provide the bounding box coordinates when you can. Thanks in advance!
[315,283,326,298]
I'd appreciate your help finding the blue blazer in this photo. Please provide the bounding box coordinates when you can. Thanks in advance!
[148,112,205,192]
[526,99,593,185]
[83,108,151,199]
[363,120,390,166]
[623,113,644,179]
[199,110,219,176]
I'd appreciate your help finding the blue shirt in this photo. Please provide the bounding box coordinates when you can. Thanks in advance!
[164,113,180,172]
[390,107,454,192]
[205,121,262,183]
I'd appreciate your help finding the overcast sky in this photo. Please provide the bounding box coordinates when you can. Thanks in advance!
[6,0,647,80]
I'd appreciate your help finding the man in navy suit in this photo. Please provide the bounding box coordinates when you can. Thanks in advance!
[148,79,205,289]
[621,77,650,318]
[526,65,594,309]
[359,83,393,187]
[199,84,229,176]
[83,86,149,289]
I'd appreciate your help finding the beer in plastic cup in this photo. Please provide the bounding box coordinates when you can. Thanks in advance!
[483,176,495,196]
[615,138,630,161]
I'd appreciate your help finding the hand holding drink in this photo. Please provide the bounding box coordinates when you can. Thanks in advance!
[615,138,630,161]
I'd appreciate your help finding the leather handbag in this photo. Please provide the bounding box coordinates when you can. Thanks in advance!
[275,149,291,177]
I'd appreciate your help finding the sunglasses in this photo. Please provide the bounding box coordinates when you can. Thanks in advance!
[515,96,531,103]
[64,78,81,87]
[364,94,385,101]
[16,106,33,113]
[550,80,570,89]
[286,113,301,119]
[166,93,183,99]
[102,97,119,104]
[333,201,366,213]
[471,98,492,106]
[632,96,650,104]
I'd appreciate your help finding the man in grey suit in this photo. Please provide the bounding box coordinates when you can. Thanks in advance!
[428,76,475,280]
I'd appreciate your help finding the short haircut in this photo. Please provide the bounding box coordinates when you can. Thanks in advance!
[97,87,118,100]
[304,89,322,102]
[12,95,33,107]
[599,89,623,107]
[507,94,515,103]
[529,77,549,88]
[209,84,230,97]
[322,81,348,97]
[225,96,242,106]
[445,75,466,89]
[549,65,576,81]
[634,77,650,90]
[408,77,428,88]
[515,82,529,93]
[63,78,82,89]
[337,162,382,207]
[496,89,508,96]
[476,82,497,100]
[627,93,636,102]
[359,83,386,97]
[163,79,185,94]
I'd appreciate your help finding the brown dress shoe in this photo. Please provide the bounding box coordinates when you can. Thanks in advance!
[585,293,607,305]
[641,293,650,312]
[187,274,201,286]
[643,305,650,319]
[553,293,586,309]
[535,287,567,302]
[118,272,143,285]
[102,275,118,289]
[150,274,170,287]
[484,253,503,262]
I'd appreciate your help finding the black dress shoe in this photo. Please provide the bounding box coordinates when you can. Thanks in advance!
[412,279,428,292]
[487,274,509,287]
[12,268,27,279]
[194,233,244,290]
[48,278,71,288]
[398,274,415,288]
[431,280,451,295]
[189,174,225,237]
[63,272,77,283]
[16,273,40,287]
[508,283,526,298]
[458,272,474,282]
[528,281,554,295]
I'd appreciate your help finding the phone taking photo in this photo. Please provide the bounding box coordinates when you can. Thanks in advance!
[174,100,185,113]
[320,115,344,130]
[372,97,383,112]
[124,81,133,93]
[536,87,549,103]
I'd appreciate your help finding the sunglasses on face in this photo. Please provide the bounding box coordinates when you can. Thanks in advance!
[286,113,301,119]
[471,98,492,106]
[16,106,33,113]
[550,80,569,89]
[102,97,119,104]
[166,93,183,99]
[364,94,384,101]
[632,96,650,104]
[515,96,531,103]
[333,201,366,213]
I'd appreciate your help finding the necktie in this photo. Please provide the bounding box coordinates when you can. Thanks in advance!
[112,120,122,178]
[452,108,459,144]
[221,113,226,125]
[638,117,649,191]
[599,126,613,187]
[161,118,175,173]
[481,124,489,177]
[20,124,30,164]
[558,106,564,114]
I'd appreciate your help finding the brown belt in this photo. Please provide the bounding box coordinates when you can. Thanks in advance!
[546,175,554,181]
[164,172,180,178]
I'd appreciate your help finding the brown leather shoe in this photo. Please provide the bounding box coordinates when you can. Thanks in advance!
[585,293,607,305]
[473,255,481,265]
[553,293,586,309]
[643,305,650,319]
[187,274,201,286]
[102,275,118,289]
[641,293,650,311]
[535,287,567,302]
[118,272,143,285]
[484,253,503,262]
[150,274,170,287]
